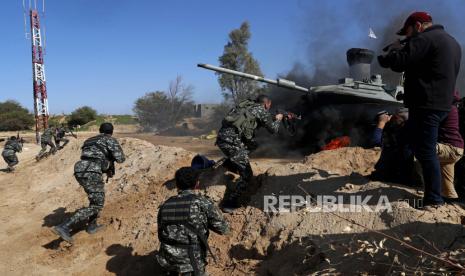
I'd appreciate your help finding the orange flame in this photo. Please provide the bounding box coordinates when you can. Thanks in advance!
[322,136,351,151]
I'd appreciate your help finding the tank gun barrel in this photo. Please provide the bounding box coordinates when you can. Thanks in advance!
[197,63,309,93]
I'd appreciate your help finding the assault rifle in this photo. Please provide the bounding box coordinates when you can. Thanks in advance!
[276,109,302,136]
[16,132,26,147]
[106,161,116,183]
[70,128,77,139]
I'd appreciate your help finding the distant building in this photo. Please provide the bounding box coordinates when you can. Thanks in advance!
[194,104,219,119]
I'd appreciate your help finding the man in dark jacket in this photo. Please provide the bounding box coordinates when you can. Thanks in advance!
[378,12,461,207]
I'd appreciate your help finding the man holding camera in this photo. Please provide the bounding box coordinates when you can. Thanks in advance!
[378,12,461,208]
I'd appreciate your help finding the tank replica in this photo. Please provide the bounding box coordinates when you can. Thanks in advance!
[198,48,403,105]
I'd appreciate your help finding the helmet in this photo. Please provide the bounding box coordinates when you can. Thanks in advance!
[191,155,215,170]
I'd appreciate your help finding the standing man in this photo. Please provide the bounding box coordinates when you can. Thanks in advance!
[55,124,77,150]
[378,12,461,208]
[36,126,57,161]
[52,123,125,243]
[216,95,283,212]
[157,167,230,276]
[2,136,22,172]
[437,94,464,202]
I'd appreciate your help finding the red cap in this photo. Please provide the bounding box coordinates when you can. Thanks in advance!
[397,12,432,35]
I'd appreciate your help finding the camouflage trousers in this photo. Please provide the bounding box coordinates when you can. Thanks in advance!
[55,137,69,148]
[157,243,207,276]
[2,150,18,167]
[216,131,253,201]
[68,172,105,225]
[37,140,57,159]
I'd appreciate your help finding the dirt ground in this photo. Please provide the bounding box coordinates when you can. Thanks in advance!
[1,131,465,275]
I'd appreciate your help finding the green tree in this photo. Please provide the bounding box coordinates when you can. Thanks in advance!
[0,100,34,131]
[68,106,98,127]
[133,76,195,132]
[218,21,264,103]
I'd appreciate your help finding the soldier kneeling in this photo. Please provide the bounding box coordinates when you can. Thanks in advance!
[2,136,22,172]
[157,167,230,276]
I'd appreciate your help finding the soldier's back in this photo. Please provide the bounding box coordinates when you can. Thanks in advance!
[157,191,213,273]
[41,128,54,141]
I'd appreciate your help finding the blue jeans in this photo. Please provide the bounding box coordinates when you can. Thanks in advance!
[408,109,449,205]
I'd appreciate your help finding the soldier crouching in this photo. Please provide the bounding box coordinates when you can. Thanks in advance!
[51,123,125,243]
[36,126,57,161]
[2,136,22,172]
[55,124,76,150]
[216,94,283,213]
[157,167,230,276]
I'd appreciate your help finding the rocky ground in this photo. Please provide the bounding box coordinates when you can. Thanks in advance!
[1,134,465,275]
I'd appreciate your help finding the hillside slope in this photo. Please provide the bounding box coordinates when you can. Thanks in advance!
[0,139,464,275]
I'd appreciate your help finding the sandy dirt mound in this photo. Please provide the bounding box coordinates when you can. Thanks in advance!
[1,139,465,275]
[303,146,381,175]
[0,138,195,275]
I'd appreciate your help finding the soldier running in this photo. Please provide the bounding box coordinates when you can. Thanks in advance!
[36,126,57,161]
[55,124,77,150]
[216,94,283,212]
[2,136,22,172]
[52,123,125,243]
[157,167,230,276]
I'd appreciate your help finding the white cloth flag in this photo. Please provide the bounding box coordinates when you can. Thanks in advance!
[369,28,377,39]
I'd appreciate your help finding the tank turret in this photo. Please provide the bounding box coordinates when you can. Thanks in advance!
[198,48,403,105]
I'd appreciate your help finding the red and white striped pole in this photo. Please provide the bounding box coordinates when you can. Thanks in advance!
[30,9,49,143]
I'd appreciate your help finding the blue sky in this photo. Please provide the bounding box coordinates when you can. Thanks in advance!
[0,0,463,114]
[0,0,307,114]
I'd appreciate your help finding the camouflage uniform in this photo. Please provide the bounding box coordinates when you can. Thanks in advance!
[216,101,280,203]
[67,134,125,226]
[157,190,230,275]
[2,139,22,171]
[55,126,74,149]
[36,127,57,160]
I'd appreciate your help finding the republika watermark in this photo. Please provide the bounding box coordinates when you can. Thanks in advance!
[264,195,393,213]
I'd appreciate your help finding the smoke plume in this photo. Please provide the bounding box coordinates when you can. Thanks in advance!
[257,0,465,155]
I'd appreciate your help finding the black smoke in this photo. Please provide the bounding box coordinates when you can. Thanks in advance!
[255,0,465,156]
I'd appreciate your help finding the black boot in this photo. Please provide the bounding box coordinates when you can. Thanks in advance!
[52,220,74,243]
[221,197,240,213]
[86,219,104,234]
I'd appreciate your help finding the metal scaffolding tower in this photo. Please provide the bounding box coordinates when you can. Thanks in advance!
[30,9,49,143]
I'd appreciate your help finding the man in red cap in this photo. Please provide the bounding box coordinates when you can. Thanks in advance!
[378,12,461,209]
